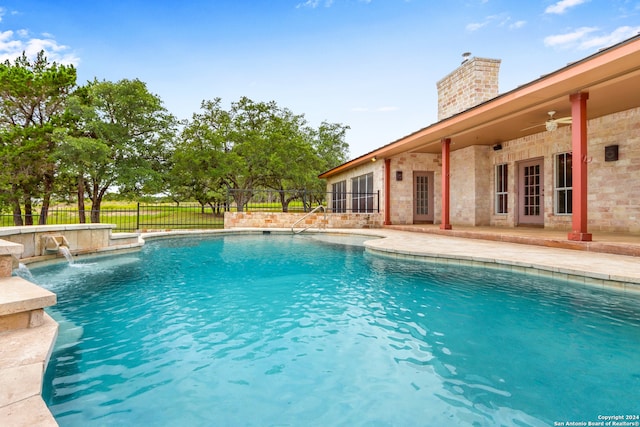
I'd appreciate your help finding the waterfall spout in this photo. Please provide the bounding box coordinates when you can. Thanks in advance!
[59,246,74,265]
[14,262,35,281]
[42,234,71,255]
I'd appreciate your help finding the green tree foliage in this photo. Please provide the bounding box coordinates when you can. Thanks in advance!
[61,79,177,222]
[170,97,350,212]
[309,121,350,191]
[168,98,231,211]
[0,52,349,224]
[0,51,76,225]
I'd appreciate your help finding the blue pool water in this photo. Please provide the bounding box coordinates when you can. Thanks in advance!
[33,234,640,426]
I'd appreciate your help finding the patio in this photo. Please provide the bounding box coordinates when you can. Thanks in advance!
[385,224,640,257]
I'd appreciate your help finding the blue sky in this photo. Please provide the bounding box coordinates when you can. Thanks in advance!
[1,0,639,159]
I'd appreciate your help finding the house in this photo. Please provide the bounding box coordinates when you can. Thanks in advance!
[319,34,640,240]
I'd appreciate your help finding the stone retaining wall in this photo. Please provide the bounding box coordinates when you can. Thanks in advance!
[224,212,383,229]
[0,224,141,263]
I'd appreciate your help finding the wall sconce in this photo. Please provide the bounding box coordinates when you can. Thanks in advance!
[396,171,403,181]
[371,156,377,162]
[604,145,618,162]
[493,144,502,151]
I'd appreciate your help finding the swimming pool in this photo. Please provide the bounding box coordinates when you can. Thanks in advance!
[34,233,640,426]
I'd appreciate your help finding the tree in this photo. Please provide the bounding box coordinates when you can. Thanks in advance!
[307,121,350,205]
[314,121,350,174]
[0,51,76,225]
[169,97,351,212]
[168,98,230,211]
[62,78,176,223]
[259,111,319,211]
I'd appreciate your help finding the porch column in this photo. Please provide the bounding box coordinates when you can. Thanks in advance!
[568,92,592,241]
[440,138,452,230]
[384,158,391,225]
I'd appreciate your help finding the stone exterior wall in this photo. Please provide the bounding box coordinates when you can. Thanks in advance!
[224,212,383,229]
[583,108,640,232]
[449,145,493,226]
[387,153,441,224]
[436,57,501,121]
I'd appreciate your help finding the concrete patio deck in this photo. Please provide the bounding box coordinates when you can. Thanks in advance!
[349,226,640,293]
[386,224,640,257]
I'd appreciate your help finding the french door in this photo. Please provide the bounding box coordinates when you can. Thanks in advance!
[413,172,434,223]
[518,159,544,225]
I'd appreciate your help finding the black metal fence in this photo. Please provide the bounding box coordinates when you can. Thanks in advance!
[0,208,143,231]
[137,203,224,231]
[0,190,380,231]
[225,189,380,214]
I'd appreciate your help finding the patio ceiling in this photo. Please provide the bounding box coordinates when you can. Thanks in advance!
[320,34,640,178]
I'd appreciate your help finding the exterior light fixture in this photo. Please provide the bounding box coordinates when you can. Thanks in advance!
[545,120,558,132]
[605,145,619,162]
[372,156,377,162]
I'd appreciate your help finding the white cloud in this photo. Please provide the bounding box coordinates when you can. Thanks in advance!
[0,30,14,42]
[296,0,320,8]
[296,0,335,8]
[577,26,640,50]
[545,0,588,15]
[510,20,526,30]
[297,0,373,8]
[466,21,489,32]
[544,26,640,50]
[466,13,517,32]
[543,26,597,47]
[0,30,79,65]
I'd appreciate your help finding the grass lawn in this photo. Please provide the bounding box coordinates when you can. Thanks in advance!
[0,201,224,231]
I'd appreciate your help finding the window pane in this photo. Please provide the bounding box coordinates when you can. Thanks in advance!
[366,173,373,193]
[495,164,508,214]
[332,181,346,213]
[555,153,573,214]
[566,154,573,187]
[557,155,565,187]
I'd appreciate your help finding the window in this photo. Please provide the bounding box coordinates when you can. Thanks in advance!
[331,181,346,213]
[495,164,508,214]
[555,153,572,214]
[351,173,374,213]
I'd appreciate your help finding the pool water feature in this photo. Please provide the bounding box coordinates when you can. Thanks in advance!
[34,234,640,426]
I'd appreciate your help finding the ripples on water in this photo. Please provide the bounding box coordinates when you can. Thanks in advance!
[32,234,640,426]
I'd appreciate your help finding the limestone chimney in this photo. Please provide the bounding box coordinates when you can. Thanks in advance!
[436,56,501,121]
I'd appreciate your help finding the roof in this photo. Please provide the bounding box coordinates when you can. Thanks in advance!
[319,33,640,179]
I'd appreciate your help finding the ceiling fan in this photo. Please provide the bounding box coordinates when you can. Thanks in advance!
[522,111,572,132]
